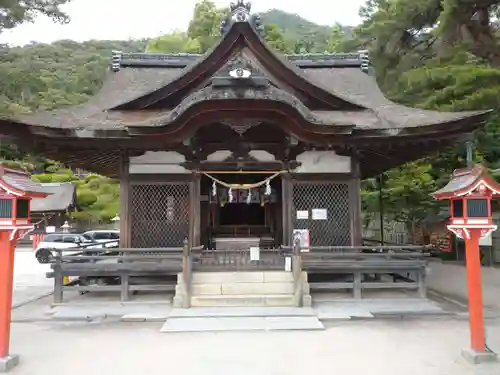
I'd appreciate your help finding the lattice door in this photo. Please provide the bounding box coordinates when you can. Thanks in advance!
[292,182,350,246]
[131,183,189,248]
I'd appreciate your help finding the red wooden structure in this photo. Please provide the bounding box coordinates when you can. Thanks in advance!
[0,167,48,372]
[432,164,498,363]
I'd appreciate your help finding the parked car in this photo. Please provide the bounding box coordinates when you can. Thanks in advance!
[82,230,119,245]
[34,232,110,264]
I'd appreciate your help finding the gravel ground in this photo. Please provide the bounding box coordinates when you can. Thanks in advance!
[7,318,500,375]
[12,250,52,308]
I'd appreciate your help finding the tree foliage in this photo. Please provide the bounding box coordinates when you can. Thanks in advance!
[2,0,500,233]
[0,40,146,223]
[347,0,500,234]
[0,0,72,33]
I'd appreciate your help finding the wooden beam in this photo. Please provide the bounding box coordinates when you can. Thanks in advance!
[119,151,131,248]
[349,152,362,246]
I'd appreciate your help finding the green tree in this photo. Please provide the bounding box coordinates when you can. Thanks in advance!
[146,32,201,53]
[0,0,72,32]
[353,0,500,231]
[263,24,289,53]
[187,0,228,53]
[327,23,344,52]
[362,162,440,239]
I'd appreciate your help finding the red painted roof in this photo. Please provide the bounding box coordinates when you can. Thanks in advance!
[432,164,500,199]
[0,167,49,198]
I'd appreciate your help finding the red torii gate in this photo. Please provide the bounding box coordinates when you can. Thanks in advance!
[0,167,48,372]
[432,164,498,364]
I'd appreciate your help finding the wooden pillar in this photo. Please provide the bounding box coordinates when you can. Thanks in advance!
[282,173,293,246]
[119,152,131,248]
[189,173,201,246]
[349,154,362,246]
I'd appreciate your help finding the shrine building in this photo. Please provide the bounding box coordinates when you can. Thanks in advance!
[0,1,490,253]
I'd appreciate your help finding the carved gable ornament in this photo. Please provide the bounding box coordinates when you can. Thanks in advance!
[230,0,251,22]
[221,1,263,35]
[212,52,268,88]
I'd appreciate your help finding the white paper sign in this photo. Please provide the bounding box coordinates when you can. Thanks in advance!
[250,247,260,261]
[480,233,492,246]
[296,210,309,219]
[285,257,292,272]
[46,226,56,233]
[312,208,327,220]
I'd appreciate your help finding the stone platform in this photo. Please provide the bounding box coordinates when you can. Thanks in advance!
[160,307,324,332]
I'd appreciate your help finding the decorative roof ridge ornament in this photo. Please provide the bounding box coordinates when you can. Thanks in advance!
[230,0,251,22]
[111,50,122,72]
[220,1,263,36]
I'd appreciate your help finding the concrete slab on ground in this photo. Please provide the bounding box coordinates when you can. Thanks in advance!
[313,298,445,321]
[160,316,324,332]
[162,306,324,332]
[50,302,171,322]
[168,306,316,318]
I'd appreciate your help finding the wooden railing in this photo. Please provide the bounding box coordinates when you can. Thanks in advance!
[47,241,202,304]
[283,243,430,300]
[47,240,431,305]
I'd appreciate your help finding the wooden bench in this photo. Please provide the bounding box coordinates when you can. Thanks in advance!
[46,246,199,303]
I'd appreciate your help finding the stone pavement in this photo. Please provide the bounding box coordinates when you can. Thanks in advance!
[7,318,500,375]
[427,260,500,312]
[12,249,52,308]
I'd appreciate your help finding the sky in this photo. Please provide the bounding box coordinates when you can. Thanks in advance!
[0,0,365,46]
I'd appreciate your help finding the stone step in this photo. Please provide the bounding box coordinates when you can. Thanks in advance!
[186,271,294,285]
[160,316,324,332]
[191,294,296,307]
[177,282,295,296]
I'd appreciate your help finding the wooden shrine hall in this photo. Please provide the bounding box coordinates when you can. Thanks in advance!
[0,1,490,256]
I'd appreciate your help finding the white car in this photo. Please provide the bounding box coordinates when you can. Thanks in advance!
[34,232,110,264]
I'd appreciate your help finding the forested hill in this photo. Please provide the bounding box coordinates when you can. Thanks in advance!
[259,9,329,52]
[1,0,500,230]
[0,40,148,115]
[0,9,329,115]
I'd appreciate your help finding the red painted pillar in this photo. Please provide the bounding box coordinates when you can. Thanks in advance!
[465,229,486,352]
[0,231,16,357]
